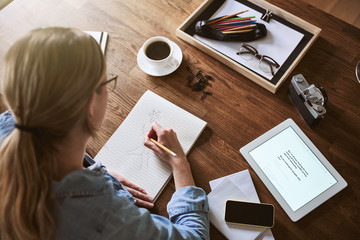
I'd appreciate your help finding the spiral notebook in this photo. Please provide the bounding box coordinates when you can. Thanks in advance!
[94,90,207,201]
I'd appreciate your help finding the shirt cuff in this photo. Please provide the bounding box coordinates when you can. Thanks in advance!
[167,186,209,220]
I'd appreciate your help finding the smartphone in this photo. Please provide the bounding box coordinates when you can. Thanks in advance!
[224,200,275,228]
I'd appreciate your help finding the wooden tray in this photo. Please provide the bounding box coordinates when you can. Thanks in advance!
[176,0,321,93]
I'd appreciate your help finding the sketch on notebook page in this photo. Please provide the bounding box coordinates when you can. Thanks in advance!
[126,109,162,169]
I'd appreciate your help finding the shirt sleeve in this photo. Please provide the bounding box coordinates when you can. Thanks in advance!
[103,186,209,240]
[167,186,210,239]
[0,110,15,141]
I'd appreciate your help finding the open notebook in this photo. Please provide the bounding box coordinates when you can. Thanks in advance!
[94,90,207,201]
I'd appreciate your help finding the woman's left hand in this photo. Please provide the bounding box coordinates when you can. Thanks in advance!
[110,171,154,209]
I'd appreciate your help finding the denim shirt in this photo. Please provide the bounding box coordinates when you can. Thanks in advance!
[0,111,210,240]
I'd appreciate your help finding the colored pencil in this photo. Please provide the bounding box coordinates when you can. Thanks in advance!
[211,20,256,27]
[222,29,253,34]
[204,11,257,36]
[220,24,256,32]
[206,10,248,25]
[226,17,254,20]
[215,23,256,31]
[150,138,177,157]
[208,17,255,25]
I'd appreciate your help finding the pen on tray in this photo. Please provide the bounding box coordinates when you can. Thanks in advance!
[150,138,177,157]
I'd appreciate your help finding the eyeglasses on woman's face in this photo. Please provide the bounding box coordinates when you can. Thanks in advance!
[236,43,280,76]
[95,73,118,94]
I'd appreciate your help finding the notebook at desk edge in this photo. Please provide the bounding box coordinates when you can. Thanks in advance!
[84,31,108,54]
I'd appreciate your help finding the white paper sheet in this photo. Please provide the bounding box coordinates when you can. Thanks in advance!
[95,90,207,200]
[208,170,275,240]
[194,0,304,80]
[210,169,260,202]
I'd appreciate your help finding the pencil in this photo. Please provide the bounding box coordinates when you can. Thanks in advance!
[220,24,256,32]
[222,29,253,34]
[211,20,256,27]
[215,23,256,31]
[206,10,248,25]
[209,17,255,25]
[150,138,177,157]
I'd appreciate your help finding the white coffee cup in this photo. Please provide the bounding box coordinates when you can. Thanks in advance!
[142,36,179,68]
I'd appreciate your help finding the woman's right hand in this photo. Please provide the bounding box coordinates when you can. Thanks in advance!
[144,122,186,167]
[144,122,195,189]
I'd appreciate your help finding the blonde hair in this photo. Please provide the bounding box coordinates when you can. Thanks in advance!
[0,27,105,240]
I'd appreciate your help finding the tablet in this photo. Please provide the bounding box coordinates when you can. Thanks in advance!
[240,118,347,222]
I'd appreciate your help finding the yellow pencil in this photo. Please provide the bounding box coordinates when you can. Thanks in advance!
[220,24,256,32]
[222,29,254,34]
[150,138,177,157]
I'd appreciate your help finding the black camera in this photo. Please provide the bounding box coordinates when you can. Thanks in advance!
[288,74,328,127]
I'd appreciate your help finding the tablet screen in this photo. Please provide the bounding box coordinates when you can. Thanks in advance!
[249,126,337,211]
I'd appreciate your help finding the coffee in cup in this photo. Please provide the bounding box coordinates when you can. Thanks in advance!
[142,36,179,68]
[145,41,171,60]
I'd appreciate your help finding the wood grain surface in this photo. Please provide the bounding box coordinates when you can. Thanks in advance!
[0,0,359,239]
[301,0,360,29]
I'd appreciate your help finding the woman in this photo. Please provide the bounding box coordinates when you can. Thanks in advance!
[0,27,209,240]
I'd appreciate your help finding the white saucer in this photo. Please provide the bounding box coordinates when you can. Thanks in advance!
[137,41,183,77]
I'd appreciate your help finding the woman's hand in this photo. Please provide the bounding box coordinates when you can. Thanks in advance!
[144,122,195,190]
[110,171,154,209]
[144,122,186,166]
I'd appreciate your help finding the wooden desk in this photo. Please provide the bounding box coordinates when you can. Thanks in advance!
[0,0,359,239]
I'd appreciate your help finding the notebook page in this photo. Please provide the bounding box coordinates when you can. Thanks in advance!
[94,90,207,200]
[84,31,108,54]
